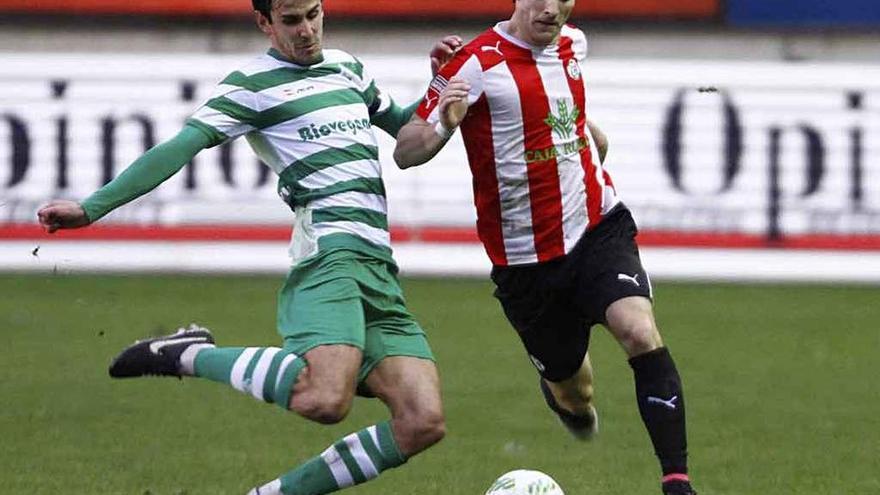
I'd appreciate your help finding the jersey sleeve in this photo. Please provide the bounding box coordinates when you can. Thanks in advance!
[80,126,211,222]
[352,56,419,136]
[353,55,394,118]
[415,49,484,125]
[568,27,590,94]
[186,72,261,148]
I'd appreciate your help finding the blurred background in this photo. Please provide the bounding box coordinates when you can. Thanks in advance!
[1,2,880,495]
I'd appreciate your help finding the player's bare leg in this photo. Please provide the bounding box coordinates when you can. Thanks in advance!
[287,344,361,423]
[543,352,595,416]
[605,296,696,495]
[540,353,599,440]
[248,356,444,494]
[365,356,446,456]
[605,296,663,357]
[111,332,424,495]
[248,350,442,495]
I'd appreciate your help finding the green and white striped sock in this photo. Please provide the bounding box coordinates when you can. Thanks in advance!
[183,346,306,409]
[249,421,407,495]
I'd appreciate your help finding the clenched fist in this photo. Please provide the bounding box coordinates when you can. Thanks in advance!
[37,200,90,233]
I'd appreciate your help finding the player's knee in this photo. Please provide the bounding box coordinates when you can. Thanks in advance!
[414,411,447,450]
[304,398,353,424]
[613,316,662,357]
[400,408,446,453]
[420,409,447,447]
[291,387,354,424]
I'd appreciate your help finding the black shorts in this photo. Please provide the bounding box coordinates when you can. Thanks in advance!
[490,205,652,382]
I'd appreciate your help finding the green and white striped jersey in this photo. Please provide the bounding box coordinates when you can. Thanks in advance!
[187,48,397,266]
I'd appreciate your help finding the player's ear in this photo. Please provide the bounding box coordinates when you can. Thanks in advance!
[255,10,273,33]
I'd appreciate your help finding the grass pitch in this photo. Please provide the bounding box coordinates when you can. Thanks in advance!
[1,274,878,494]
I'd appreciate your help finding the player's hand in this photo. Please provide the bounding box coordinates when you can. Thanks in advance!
[439,76,470,130]
[430,35,463,76]
[37,200,90,233]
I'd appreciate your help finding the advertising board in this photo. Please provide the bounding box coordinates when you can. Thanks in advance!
[2,54,877,249]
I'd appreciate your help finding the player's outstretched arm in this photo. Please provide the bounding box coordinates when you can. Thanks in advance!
[393,77,470,169]
[587,119,609,164]
[37,126,211,233]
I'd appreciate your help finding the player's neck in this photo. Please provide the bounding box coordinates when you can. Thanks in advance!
[267,45,325,66]
[503,18,559,48]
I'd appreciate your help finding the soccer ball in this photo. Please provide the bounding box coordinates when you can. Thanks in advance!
[484,469,565,495]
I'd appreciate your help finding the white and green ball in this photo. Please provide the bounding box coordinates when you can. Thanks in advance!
[485,469,565,495]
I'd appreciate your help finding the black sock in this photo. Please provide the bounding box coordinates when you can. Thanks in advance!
[629,347,689,476]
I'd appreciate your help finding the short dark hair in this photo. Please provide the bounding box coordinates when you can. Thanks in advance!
[253,0,322,20]
[252,0,272,18]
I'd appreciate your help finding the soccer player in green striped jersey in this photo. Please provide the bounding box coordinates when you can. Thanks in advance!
[37,1,462,493]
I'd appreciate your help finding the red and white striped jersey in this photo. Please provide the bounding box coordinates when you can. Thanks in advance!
[417,22,620,266]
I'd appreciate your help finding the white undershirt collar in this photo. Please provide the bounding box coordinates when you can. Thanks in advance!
[493,21,559,53]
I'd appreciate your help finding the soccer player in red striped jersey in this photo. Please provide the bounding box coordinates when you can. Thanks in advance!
[394,1,697,494]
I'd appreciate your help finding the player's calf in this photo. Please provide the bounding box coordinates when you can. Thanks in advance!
[539,378,598,440]
[194,345,307,409]
[247,421,409,495]
[629,347,694,493]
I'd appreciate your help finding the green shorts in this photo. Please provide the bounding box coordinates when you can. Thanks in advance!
[276,248,434,384]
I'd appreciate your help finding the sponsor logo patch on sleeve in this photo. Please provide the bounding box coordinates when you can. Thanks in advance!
[423,74,449,111]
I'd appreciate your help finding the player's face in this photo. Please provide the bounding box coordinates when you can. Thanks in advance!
[512,0,574,46]
[257,0,324,65]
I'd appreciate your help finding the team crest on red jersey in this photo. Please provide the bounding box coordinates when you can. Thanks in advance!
[566,59,581,80]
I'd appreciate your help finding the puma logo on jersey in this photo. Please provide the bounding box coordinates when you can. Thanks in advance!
[425,75,448,109]
[618,273,640,287]
[481,41,504,56]
[647,395,678,410]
